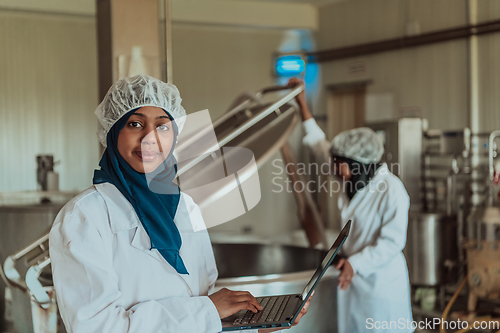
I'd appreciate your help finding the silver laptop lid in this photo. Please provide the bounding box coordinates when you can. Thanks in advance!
[300,220,351,300]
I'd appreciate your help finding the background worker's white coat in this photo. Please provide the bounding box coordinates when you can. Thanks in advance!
[302,119,413,333]
[50,182,257,333]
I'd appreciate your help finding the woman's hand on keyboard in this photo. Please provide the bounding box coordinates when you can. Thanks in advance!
[209,288,263,319]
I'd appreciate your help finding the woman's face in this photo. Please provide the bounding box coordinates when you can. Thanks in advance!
[117,106,175,174]
[331,159,351,181]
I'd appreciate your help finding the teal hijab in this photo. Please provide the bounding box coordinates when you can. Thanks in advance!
[93,108,188,274]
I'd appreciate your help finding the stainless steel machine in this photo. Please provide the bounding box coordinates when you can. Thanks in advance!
[464,130,500,311]
[366,119,490,288]
[368,119,457,289]
[368,119,500,326]
[36,156,58,192]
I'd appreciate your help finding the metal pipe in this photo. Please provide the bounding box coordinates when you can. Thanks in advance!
[464,128,471,157]
[468,0,480,134]
[468,0,482,207]
[164,0,173,84]
[307,19,500,63]
[26,257,51,307]
[488,130,500,180]
[446,173,454,216]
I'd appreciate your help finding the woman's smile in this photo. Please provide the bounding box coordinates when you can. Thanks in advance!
[135,150,160,162]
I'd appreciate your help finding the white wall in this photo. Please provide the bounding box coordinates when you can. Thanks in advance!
[476,1,500,132]
[315,0,500,132]
[319,41,469,130]
[0,11,99,192]
[478,33,500,132]
[172,24,286,118]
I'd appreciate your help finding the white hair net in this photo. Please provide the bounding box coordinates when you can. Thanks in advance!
[330,127,384,164]
[95,75,186,147]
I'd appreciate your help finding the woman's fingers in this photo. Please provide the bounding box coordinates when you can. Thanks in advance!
[233,294,262,311]
[209,288,263,318]
[292,293,314,326]
[338,274,346,289]
[287,77,300,86]
[338,270,345,286]
[336,258,345,270]
[338,275,351,289]
[293,310,306,326]
[236,301,259,314]
[338,261,353,289]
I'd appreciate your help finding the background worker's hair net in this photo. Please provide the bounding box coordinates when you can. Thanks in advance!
[95,75,187,147]
[329,127,384,164]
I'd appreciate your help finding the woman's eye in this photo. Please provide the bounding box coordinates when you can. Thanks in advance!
[157,124,170,131]
[129,121,142,128]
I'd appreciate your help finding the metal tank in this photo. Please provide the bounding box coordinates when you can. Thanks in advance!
[405,213,458,286]
[213,244,338,333]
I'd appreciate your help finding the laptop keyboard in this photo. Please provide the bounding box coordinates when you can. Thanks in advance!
[233,295,292,325]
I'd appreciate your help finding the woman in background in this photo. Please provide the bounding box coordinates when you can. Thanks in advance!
[289,77,413,333]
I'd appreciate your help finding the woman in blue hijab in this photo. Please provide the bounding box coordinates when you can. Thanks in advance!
[50,75,312,333]
[92,105,188,274]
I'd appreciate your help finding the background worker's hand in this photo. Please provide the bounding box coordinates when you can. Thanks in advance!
[287,77,312,121]
[209,288,263,319]
[336,258,354,290]
[258,291,315,332]
[287,77,306,106]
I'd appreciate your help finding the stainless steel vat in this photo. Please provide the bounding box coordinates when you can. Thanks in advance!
[213,244,338,333]
[405,212,458,286]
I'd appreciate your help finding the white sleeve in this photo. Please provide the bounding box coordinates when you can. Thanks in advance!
[190,201,218,295]
[347,181,410,277]
[205,238,218,296]
[302,118,331,166]
[50,210,222,333]
[194,215,262,333]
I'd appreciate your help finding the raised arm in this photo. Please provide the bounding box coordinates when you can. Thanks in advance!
[287,77,312,121]
[287,78,331,166]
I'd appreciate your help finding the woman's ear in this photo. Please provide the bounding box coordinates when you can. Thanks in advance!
[341,162,351,180]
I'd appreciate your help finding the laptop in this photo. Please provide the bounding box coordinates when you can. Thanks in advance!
[221,220,351,331]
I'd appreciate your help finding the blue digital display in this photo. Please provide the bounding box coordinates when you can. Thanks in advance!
[276,55,305,76]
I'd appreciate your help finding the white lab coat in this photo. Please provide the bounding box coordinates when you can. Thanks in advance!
[302,119,413,333]
[50,182,255,333]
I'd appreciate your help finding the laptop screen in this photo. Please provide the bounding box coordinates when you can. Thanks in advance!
[300,220,351,301]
